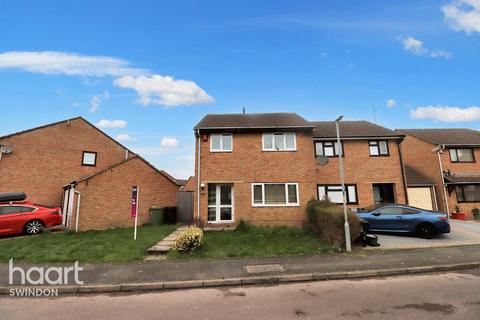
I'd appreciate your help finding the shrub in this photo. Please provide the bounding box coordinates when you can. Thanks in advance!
[472,208,480,220]
[305,198,361,248]
[236,219,251,232]
[173,226,204,253]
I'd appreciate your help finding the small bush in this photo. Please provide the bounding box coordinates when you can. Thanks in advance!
[472,208,480,220]
[173,226,204,253]
[236,219,251,232]
[305,198,361,248]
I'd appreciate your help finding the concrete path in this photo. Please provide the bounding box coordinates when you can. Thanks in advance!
[2,269,480,319]
[2,244,480,287]
[146,225,187,255]
[368,220,480,250]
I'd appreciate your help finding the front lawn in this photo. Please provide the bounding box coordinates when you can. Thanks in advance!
[168,224,334,259]
[0,224,177,263]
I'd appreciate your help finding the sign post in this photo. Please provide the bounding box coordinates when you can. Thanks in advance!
[131,186,139,240]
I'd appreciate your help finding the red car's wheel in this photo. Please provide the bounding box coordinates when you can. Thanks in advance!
[24,220,44,235]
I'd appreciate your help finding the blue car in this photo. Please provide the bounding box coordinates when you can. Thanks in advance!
[357,204,450,239]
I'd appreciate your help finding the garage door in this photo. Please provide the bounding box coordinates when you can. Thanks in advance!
[407,187,433,210]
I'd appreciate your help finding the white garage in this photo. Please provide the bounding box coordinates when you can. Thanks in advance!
[407,187,435,210]
[404,165,438,211]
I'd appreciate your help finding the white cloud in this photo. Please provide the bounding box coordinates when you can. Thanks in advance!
[402,37,452,58]
[0,51,146,76]
[410,105,480,122]
[95,119,127,129]
[442,0,480,34]
[89,91,110,112]
[387,99,397,108]
[161,137,180,148]
[113,75,214,107]
[114,134,136,142]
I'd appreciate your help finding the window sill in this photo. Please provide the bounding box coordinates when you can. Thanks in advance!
[206,220,234,224]
[262,149,297,152]
[252,204,300,207]
[210,150,233,153]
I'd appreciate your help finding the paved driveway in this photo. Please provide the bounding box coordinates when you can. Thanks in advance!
[368,220,480,250]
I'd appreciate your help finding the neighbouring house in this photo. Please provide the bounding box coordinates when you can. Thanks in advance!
[397,128,480,219]
[64,155,179,231]
[181,176,196,192]
[0,117,179,231]
[313,121,408,209]
[193,112,408,227]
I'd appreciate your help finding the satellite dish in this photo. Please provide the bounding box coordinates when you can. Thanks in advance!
[316,155,329,166]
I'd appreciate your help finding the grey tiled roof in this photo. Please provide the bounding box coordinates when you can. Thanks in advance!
[313,121,403,139]
[194,113,314,130]
[397,128,480,146]
[404,165,435,186]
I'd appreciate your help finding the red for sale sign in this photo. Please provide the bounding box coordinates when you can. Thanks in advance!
[131,186,139,218]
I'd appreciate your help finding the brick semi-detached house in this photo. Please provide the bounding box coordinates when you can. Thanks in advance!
[193,112,408,227]
[398,128,480,219]
[0,117,179,231]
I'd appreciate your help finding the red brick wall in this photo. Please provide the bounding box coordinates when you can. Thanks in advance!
[441,147,480,218]
[72,157,178,231]
[315,139,407,208]
[401,134,480,218]
[0,118,130,207]
[194,131,317,227]
[183,176,196,192]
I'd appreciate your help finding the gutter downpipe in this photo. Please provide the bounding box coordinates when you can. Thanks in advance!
[436,145,450,220]
[74,188,81,233]
[196,129,201,226]
[397,139,409,205]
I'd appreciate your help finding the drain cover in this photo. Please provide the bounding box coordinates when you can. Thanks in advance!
[245,264,286,274]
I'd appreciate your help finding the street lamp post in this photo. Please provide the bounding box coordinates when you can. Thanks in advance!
[335,116,352,252]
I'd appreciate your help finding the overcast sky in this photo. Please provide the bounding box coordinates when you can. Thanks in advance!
[1,0,479,178]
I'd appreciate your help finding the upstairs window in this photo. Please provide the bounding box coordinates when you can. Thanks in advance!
[449,148,475,163]
[369,140,389,156]
[210,134,232,152]
[82,151,97,166]
[262,133,296,151]
[315,141,343,157]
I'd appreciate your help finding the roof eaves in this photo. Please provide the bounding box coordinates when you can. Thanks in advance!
[0,116,82,140]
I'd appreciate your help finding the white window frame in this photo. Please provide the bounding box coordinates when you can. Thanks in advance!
[262,133,296,151]
[251,183,300,207]
[82,151,97,166]
[317,185,358,205]
[210,134,233,152]
[207,184,234,223]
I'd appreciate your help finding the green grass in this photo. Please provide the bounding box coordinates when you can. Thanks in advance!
[0,224,177,263]
[168,224,334,260]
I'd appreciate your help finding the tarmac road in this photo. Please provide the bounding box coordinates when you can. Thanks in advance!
[1,268,480,320]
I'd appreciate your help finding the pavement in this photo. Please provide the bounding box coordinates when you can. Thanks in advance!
[2,269,480,319]
[1,244,480,294]
[370,219,480,250]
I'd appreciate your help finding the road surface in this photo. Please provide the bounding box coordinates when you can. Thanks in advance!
[1,269,480,319]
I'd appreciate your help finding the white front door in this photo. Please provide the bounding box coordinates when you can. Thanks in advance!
[62,187,74,227]
[207,184,233,223]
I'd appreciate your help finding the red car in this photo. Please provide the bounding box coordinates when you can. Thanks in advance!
[0,193,63,236]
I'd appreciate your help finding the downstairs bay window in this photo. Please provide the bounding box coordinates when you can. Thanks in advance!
[252,183,299,206]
